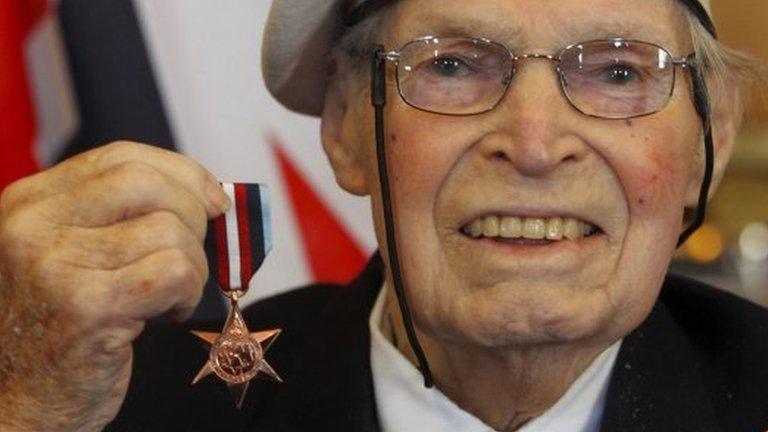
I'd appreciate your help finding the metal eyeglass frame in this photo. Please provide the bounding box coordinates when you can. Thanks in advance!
[381,36,697,119]
[369,38,715,388]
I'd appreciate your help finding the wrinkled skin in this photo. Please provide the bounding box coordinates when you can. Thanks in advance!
[0,142,230,431]
[321,0,739,429]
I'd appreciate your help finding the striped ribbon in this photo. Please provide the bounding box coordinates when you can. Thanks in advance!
[205,183,272,294]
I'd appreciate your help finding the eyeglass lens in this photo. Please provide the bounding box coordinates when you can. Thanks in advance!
[396,37,677,118]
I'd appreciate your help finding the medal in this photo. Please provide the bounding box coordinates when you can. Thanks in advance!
[191,183,282,409]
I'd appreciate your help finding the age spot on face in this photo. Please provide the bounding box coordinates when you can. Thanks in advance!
[643,174,661,192]
[625,119,634,127]
[639,151,674,209]
[390,134,398,143]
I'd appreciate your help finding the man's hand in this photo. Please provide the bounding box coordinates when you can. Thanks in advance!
[0,142,230,431]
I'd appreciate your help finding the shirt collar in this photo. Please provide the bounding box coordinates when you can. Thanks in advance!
[369,285,622,432]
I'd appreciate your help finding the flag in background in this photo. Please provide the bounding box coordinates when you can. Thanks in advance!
[132,0,375,308]
[1,0,375,319]
[0,0,77,190]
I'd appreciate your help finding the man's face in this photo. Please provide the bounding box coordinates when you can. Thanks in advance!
[330,0,709,348]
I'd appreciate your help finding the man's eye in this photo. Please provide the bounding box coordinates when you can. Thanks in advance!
[429,56,472,77]
[600,64,639,84]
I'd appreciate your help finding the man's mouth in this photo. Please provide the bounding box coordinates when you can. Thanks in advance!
[460,215,601,243]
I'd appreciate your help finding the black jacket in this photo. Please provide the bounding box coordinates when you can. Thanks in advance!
[107,254,768,431]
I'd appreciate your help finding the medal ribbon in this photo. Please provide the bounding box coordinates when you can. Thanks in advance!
[204,183,272,294]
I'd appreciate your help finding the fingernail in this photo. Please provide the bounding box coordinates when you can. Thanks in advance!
[206,182,231,213]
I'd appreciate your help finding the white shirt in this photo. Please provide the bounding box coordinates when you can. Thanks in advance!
[369,287,622,432]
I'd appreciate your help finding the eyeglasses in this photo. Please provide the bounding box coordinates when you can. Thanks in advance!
[377,37,696,119]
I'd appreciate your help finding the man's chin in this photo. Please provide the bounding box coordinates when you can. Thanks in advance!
[419,295,615,349]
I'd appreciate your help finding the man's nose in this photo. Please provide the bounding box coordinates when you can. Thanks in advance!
[477,61,588,178]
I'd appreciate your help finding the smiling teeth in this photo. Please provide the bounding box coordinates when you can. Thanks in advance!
[546,217,563,240]
[463,216,596,241]
[483,217,500,237]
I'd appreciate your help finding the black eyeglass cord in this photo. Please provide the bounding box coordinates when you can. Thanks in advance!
[371,45,434,387]
[678,65,715,246]
[370,44,714,388]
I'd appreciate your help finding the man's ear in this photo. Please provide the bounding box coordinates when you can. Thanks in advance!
[320,70,371,196]
[685,80,740,207]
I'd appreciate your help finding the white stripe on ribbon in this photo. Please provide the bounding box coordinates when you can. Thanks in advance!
[222,183,242,290]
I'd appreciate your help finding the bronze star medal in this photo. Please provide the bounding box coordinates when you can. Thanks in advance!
[192,300,282,408]
[191,183,282,408]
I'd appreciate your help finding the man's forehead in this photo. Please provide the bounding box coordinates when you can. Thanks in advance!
[388,1,685,50]
[350,0,712,14]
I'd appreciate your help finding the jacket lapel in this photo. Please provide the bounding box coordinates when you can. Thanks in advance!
[600,299,722,432]
[247,254,384,431]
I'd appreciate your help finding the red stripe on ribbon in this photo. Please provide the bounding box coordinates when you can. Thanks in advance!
[235,183,252,290]
[214,215,230,290]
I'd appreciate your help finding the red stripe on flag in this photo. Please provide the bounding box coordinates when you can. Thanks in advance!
[0,0,49,191]
[271,135,367,284]
[234,183,253,290]
[214,216,230,290]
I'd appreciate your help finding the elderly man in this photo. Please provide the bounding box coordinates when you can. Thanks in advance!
[0,0,766,431]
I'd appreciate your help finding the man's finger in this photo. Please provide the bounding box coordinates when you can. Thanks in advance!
[47,161,209,238]
[55,211,209,275]
[9,142,230,218]
[109,248,206,322]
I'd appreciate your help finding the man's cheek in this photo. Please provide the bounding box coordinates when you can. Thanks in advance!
[624,142,691,217]
[386,124,462,204]
[387,135,436,205]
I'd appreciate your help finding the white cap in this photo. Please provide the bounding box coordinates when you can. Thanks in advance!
[262,0,713,117]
